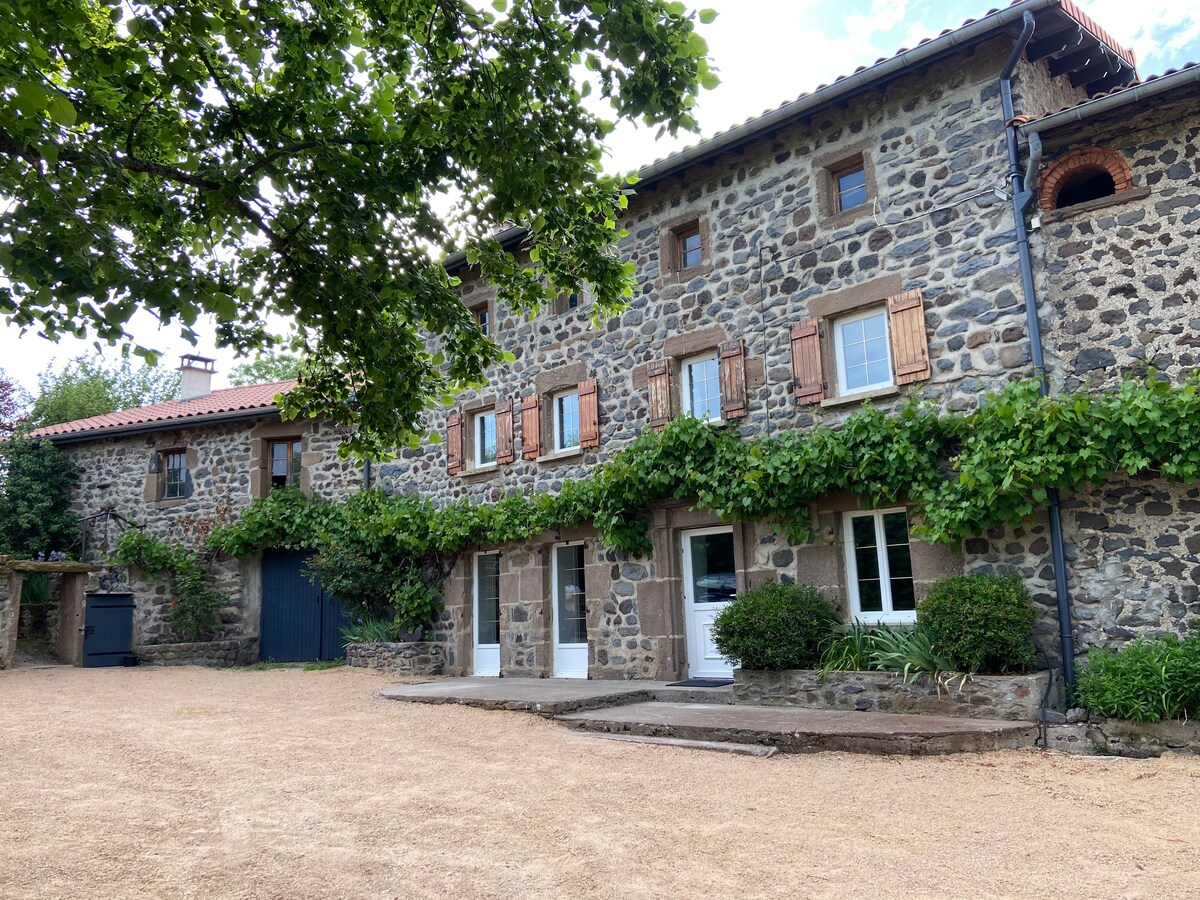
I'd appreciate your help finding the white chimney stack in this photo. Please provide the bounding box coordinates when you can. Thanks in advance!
[178,354,216,401]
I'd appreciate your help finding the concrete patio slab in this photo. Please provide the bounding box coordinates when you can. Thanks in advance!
[380,677,656,715]
[557,701,1039,756]
[576,731,779,757]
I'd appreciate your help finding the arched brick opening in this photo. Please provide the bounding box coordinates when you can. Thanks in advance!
[1036,147,1134,212]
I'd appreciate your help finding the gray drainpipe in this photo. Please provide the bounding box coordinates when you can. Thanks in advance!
[1000,11,1077,688]
[363,458,372,490]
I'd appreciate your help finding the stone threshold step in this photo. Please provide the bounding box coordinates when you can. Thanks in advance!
[557,702,1039,756]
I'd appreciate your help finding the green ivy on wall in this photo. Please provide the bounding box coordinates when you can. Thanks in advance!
[115,376,1200,629]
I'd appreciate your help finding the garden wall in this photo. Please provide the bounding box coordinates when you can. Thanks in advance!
[733,668,1051,721]
[138,638,255,667]
[345,641,445,676]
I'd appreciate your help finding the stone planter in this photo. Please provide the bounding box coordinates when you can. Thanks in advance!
[138,638,255,667]
[345,641,444,676]
[733,668,1052,721]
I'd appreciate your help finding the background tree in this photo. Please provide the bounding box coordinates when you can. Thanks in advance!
[229,351,302,386]
[30,355,180,428]
[0,369,31,437]
[0,0,716,457]
[0,439,80,558]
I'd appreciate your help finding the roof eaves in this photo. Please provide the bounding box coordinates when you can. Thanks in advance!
[39,406,282,446]
[1020,62,1200,134]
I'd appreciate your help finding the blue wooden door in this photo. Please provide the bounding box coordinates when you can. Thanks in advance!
[260,550,347,663]
[83,593,135,667]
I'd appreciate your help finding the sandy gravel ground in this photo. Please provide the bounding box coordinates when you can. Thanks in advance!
[1,666,1197,900]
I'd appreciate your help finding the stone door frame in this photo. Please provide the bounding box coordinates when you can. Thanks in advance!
[0,559,97,669]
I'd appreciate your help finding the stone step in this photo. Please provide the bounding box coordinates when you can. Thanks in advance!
[556,701,1039,756]
[574,731,778,757]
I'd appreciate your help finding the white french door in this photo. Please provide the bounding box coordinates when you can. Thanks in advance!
[473,552,501,676]
[552,543,589,678]
[681,526,737,679]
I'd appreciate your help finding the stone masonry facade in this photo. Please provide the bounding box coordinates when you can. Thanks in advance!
[44,11,1200,679]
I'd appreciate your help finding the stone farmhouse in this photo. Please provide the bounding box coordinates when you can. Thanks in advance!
[29,0,1200,683]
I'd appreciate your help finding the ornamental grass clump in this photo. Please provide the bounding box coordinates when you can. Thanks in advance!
[711,582,840,671]
[916,573,1036,674]
[1073,633,1200,722]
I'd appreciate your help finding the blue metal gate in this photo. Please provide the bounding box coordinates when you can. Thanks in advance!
[83,593,135,667]
[260,550,350,663]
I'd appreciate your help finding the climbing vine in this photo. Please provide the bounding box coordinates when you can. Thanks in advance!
[112,530,226,642]
[196,375,1200,624]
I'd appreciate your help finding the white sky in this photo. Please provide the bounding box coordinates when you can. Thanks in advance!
[4,0,1197,393]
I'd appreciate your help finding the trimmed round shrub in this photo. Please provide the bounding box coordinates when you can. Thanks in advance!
[711,582,840,671]
[916,572,1036,674]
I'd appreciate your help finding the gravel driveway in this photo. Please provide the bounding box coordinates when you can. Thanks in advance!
[1,665,1197,899]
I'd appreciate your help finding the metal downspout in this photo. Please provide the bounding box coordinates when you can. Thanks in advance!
[1001,11,1077,688]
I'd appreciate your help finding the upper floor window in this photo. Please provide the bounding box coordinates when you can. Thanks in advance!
[269,439,302,489]
[834,307,893,395]
[553,389,581,452]
[834,161,868,212]
[474,409,497,467]
[845,509,916,623]
[681,352,721,423]
[678,227,703,269]
[163,449,188,499]
[471,303,490,337]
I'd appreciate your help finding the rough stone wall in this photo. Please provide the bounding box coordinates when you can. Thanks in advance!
[1029,90,1200,655]
[380,38,1053,505]
[138,638,254,667]
[345,640,445,675]
[1035,92,1200,391]
[61,416,360,647]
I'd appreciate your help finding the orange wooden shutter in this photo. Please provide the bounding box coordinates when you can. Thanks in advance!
[446,410,463,474]
[887,289,931,385]
[520,394,541,460]
[790,319,824,404]
[647,359,673,430]
[719,338,747,420]
[495,399,514,464]
[578,378,600,449]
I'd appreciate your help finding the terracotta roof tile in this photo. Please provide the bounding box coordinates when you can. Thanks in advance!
[29,380,296,439]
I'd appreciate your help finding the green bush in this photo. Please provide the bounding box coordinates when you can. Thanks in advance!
[1073,634,1200,722]
[711,582,840,671]
[916,573,1035,674]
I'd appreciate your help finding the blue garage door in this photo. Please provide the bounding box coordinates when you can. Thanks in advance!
[260,550,350,663]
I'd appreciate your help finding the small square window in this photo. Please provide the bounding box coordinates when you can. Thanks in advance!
[681,352,721,423]
[678,227,703,269]
[471,304,490,337]
[269,439,303,489]
[163,450,188,499]
[835,162,868,212]
[845,510,916,622]
[474,410,497,467]
[553,389,581,452]
[834,308,892,395]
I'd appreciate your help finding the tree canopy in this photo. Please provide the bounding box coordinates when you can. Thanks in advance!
[0,438,80,558]
[30,355,179,427]
[229,351,302,386]
[0,0,716,457]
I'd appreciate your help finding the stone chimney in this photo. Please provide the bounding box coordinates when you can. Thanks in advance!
[178,354,216,401]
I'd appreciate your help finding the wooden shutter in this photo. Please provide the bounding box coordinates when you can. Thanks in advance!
[495,399,514,464]
[578,378,600,449]
[647,359,673,430]
[790,318,824,404]
[888,289,931,385]
[520,394,541,460]
[446,410,463,475]
[719,338,747,420]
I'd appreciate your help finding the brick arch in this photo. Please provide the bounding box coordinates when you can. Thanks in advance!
[1036,146,1134,212]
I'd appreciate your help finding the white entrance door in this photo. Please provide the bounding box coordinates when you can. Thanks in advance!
[681,527,737,679]
[552,543,589,678]
[473,552,501,677]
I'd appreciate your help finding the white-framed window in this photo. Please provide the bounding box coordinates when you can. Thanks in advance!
[474,552,501,647]
[834,307,893,395]
[681,352,721,422]
[474,410,497,467]
[553,389,581,452]
[844,509,917,623]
